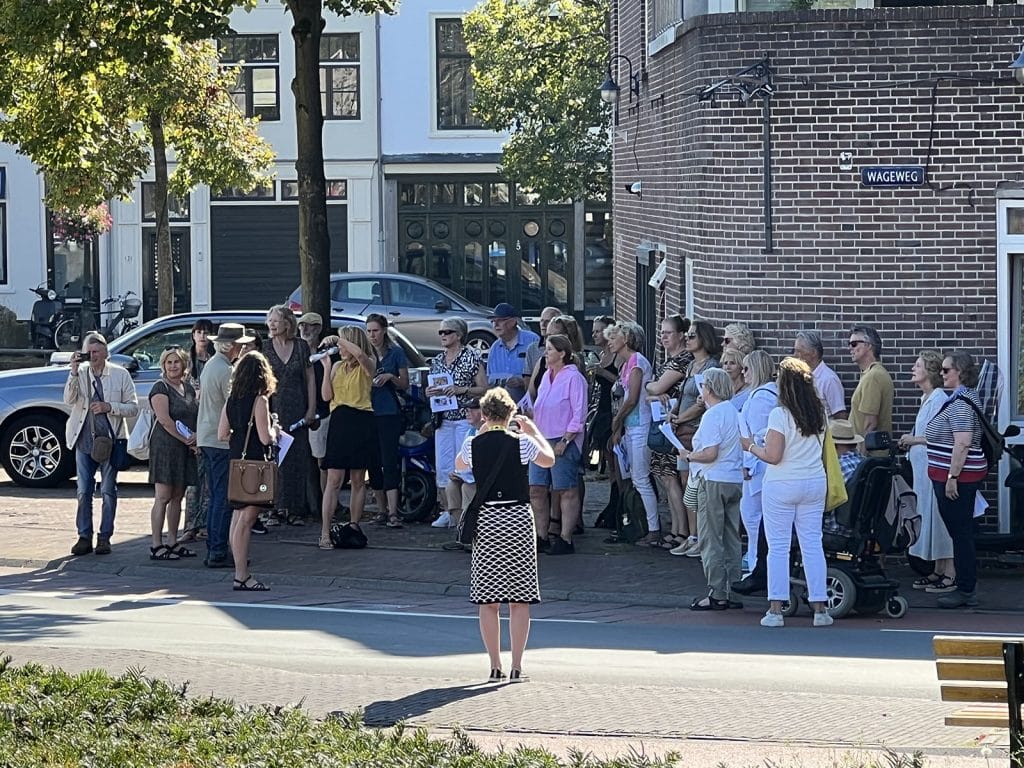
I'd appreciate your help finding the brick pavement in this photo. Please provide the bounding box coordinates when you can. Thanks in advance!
[2,470,1022,614]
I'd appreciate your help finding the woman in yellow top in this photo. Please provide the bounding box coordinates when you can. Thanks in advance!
[318,326,378,549]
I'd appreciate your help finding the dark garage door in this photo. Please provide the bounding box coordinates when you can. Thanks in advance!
[210,205,348,310]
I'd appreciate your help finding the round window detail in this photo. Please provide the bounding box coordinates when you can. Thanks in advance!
[465,220,483,237]
[433,221,451,239]
[523,220,540,237]
[406,221,424,239]
[549,219,566,238]
[489,220,506,237]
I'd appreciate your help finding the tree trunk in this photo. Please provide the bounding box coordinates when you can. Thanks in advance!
[149,111,173,318]
[287,0,331,324]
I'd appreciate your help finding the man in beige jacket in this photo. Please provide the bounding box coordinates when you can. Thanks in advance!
[64,332,138,555]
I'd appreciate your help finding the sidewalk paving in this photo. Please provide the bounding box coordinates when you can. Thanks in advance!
[2,470,1023,614]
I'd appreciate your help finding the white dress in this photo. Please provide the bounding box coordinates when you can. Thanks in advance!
[908,388,953,561]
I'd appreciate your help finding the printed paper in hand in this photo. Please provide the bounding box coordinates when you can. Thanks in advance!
[658,421,685,452]
[973,493,989,519]
[694,373,705,392]
[277,431,294,465]
[650,398,678,423]
[613,443,631,478]
[427,372,459,413]
[175,420,193,440]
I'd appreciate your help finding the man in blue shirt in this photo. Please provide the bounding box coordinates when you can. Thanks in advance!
[486,303,541,404]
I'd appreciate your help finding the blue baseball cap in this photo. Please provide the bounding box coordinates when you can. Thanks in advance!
[488,302,520,319]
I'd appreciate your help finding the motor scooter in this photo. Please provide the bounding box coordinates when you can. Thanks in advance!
[28,284,63,349]
[396,367,438,522]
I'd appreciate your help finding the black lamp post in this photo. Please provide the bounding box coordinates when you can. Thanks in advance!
[598,53,641,126]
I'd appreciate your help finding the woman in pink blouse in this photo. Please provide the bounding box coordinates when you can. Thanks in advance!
[528,334,589,555]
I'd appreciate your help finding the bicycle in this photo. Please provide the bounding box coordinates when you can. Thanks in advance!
[54,291,143,349]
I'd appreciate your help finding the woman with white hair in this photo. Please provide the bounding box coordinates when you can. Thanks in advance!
[678,367,744,610]
[724,323,756,356]
[427,317,488,530]
[606,322,659,539]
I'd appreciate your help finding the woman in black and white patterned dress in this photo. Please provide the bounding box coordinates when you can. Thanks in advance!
[456,387,555,684]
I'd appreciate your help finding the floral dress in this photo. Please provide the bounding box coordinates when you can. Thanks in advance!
[650,352,693,477]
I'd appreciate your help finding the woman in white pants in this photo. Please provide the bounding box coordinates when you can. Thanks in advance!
[606,322,657,536]
[738,351,778,575]
[741,356,832,628]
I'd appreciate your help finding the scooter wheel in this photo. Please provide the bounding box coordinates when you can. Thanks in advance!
[885,595,909,619]
[399,468,437,523]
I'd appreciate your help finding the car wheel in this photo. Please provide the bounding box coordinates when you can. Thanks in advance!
[466,331,495,354]
[1,412,74,488]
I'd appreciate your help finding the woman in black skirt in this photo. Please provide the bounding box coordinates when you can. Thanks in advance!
[318,325,379,549]
[218,351,279,591]
[455,387,555,683]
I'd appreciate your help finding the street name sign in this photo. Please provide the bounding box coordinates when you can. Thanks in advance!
[860,166,926,187]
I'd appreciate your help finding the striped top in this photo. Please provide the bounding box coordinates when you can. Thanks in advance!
[924,388,987,483]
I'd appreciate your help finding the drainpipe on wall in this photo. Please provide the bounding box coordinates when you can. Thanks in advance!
[375,13,386,271]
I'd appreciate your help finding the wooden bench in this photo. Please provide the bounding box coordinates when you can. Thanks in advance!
[933,635,1024,767]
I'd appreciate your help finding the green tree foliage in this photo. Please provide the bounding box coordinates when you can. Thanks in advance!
[464,0,610,202]
[0,1,274,315]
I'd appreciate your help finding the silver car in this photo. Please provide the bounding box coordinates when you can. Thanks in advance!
[286,272,498,356]
[0,310,425,488]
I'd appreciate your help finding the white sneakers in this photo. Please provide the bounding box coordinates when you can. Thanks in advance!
[669,536,699,557]
[431,511,453,528]
[760,610,833,628]
[813,611,834,627]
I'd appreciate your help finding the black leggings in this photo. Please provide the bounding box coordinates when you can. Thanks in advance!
[369,414,403,492]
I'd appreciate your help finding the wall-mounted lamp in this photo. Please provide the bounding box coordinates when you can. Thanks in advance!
[1011,45,1024,85]
[625,180,642,199]
[599,53,641,125]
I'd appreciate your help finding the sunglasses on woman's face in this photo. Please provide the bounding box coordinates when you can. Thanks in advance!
[684,333,697,339]
[164,345,182,351]
[438,329,457,337]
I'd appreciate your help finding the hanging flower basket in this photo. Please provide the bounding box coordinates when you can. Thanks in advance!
[52,203,113,242]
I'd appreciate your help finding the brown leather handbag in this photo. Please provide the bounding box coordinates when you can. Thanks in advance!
[227,403,277,507]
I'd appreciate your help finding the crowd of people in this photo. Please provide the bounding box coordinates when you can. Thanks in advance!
[64,305,994,658]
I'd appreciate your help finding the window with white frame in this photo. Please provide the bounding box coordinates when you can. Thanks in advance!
[142,182,190,222]
[0,168,6,283]
[218,34,280,121]
[1007,206,1024,420]
[320,33,360,120]
[435,18,484,130]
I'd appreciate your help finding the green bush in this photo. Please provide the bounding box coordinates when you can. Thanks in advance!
[0,657,679,768]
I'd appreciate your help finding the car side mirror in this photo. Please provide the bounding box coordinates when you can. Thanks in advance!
[110,353,139,374]
[434,300,450,312]
[1005,424,1021,439]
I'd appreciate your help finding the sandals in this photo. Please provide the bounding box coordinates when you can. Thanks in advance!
[149,545,180,561]
[285,514,306,527]
[233,576,269,592]
[690,595,728,611]
[658,534,681,549]
[169,544,197,558]
[913,573,942,590]
[318,536,334,550]
[386,515,404,529]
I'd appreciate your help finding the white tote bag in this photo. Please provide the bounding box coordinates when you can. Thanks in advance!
[127,408,154,460]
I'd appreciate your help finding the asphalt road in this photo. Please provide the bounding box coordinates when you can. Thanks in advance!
[0,569,1006,766]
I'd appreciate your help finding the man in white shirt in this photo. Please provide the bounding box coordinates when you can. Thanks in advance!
[793,330,847,419]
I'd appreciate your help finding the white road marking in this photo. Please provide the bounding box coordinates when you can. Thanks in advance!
[0,588,596,624]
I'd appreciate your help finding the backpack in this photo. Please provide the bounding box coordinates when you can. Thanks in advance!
[614,478,649,544]
[956,394,1004,470]
[881,474,920,553]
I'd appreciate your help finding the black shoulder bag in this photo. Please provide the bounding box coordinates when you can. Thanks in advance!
[457,435,518,545]
[955,394,1003,469]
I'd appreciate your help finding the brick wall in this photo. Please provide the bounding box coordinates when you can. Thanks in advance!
[611,3,1024,432]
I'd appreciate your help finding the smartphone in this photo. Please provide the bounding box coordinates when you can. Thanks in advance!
[74,352,88,363]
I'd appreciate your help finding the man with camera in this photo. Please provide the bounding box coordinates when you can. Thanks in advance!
[64,332,139,556]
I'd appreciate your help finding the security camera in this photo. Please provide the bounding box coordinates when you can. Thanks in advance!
[625,181,642,198]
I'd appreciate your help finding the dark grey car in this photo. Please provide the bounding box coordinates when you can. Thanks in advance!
[0,310,424,488]
[286,272,497,356]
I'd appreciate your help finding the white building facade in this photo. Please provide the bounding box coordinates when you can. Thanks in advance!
[1,1,612,326]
